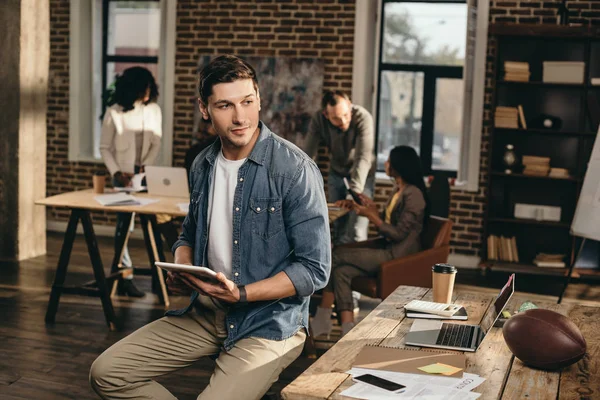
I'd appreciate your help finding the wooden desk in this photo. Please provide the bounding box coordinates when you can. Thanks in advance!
[281,286,600,399]
[36,189,188,330]
[37,191,346,331]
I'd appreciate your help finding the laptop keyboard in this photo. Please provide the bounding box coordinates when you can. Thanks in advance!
[436,323,475,348]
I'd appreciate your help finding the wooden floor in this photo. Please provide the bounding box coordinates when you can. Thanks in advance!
[0,232,599,399]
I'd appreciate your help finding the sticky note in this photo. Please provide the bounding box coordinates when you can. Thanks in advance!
[418,363,461,374]
[436,363,464,376]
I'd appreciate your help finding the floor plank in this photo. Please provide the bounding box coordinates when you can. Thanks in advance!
[0,232,598,399]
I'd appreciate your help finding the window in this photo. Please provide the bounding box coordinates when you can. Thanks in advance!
[69,0,176,165]
[376,0,468,177]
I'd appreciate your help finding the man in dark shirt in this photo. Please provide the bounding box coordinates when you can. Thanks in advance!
[302,90,375,245]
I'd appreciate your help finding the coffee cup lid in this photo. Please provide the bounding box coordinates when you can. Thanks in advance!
[432,263,457,274]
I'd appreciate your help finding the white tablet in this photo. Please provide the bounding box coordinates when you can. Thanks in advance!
[155,262,218,280]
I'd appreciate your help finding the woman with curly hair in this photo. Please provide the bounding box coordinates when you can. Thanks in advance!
[311,145,430,338]
[100,66,162,297]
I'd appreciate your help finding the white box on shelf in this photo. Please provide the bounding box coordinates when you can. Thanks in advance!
[543,61,585,84]
[514,203,561,222]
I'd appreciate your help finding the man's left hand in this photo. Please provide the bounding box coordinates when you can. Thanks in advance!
[177,272,241,303]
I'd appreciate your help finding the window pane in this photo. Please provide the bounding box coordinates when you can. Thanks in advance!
[377,71,424,171]
[433,78,464,171]
[382,2,467,66]
[107,1,161,57]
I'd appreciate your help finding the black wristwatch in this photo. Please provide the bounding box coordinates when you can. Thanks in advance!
[237,285,248,303]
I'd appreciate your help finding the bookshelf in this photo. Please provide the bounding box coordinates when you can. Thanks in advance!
[483,23,600,277]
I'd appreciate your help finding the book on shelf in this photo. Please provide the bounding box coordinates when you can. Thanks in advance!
[487,234,519,262]
[522,154,551,176]
[522,155,550,165]
[494,106,519,128]
[518,105,527,129]
[549,168,570,178]
[504,61,530,82]
[533,253,566,268]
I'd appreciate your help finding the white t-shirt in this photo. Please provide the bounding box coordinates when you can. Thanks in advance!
[206,150,246,279]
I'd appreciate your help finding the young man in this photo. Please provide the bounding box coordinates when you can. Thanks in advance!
[90,55,331,400]
[302,90,375,245]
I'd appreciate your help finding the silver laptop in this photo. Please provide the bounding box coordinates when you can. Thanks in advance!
[145,166,189,198]
[405,274,515,352]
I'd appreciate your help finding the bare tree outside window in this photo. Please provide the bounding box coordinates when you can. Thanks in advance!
[377,1,467,175]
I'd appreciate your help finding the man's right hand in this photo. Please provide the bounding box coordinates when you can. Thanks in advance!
[165,271,193,296]
[114,171,133,187]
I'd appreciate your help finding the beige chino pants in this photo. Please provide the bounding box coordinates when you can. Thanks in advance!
[90,295,306,400]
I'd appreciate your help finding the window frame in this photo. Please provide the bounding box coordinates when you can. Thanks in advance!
[68,0,176,167]
[376,0,467,178]
[100,0,160,120]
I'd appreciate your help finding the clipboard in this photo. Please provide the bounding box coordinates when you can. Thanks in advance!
[353,345,466,378]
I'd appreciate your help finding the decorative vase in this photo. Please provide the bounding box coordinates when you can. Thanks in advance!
[503,144,517,174]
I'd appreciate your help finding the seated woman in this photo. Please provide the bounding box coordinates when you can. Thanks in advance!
[311,145,430,338]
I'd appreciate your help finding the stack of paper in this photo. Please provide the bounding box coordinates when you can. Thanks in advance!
[504,61,530,82]
[94,193,160,207]
[494,106,519,128]
[341,346,485,399]
[95,193,140,206]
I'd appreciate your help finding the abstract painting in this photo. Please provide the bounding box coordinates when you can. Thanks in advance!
[194,55,324,145]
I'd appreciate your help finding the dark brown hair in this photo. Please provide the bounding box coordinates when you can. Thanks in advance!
[197,55,258,105]
[321,90,350,110]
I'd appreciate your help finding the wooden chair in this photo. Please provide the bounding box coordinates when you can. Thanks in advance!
[349,216,453,300]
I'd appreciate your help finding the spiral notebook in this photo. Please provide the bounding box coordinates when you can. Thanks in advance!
[352,345,466,378]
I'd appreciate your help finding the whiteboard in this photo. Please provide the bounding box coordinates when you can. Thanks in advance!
[571,128,600,241]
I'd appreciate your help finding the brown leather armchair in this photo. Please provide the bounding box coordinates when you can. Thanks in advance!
[349,216,452,300]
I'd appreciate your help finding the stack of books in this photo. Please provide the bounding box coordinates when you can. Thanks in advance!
[504,61,531,82]
[533,253,566,268]
[487,234,519,263]
[522,155,551,176]
[495,106,519,128]
[549,167,570,178]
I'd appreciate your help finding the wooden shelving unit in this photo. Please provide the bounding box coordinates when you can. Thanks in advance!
[483,23,600,277]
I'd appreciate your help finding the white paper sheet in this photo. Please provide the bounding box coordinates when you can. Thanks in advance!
[341,381,481,400]
[95,192,139,206]
[347,368,485,392]
[177,202,189,213]
[129,196,159,207]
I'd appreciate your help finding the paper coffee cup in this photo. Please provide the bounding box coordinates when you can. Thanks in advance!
[432,263,457,303]
[93,174,105,194]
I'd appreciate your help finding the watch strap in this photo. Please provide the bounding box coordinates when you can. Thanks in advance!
[237,285,247,303]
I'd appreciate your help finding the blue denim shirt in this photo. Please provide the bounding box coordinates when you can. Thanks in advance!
[170,122,331,350]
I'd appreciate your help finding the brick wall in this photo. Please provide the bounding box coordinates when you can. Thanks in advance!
[43,0,600,256]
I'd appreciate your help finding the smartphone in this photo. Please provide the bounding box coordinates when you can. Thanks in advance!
[343,177,363,205]
[353,374,406,393]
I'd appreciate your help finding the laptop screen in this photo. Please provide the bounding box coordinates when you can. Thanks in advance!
[479,274,515,334]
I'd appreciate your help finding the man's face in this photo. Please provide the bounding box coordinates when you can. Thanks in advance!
[324,97,352,132]
[199,79,261,157]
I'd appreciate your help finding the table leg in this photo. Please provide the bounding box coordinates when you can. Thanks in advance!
[140,215,170,307]
[109,212,133,298]
[45,210,80,324]
[80,210,121,330]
